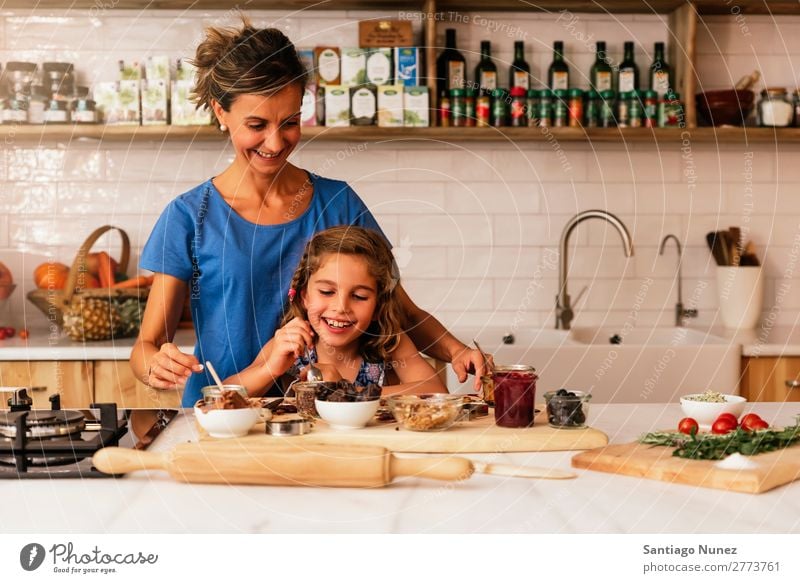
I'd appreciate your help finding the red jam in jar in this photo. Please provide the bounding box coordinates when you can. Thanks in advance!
[492,366,537,428]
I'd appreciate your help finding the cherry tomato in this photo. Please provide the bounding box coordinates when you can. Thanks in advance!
[3,326,15,338]
[712,417,738,434]
[741,414,769,431]
[678,417,699,435]
[715,413,738,427]
[18,329,29,340]
[0,329,7,340]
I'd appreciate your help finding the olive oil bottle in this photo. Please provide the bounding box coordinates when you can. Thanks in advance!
[475,40,497,96]
[510,41,531,90]
[649,41,672,97]
[618,41,639,93]
[548,41,570,90]
[590,41,613,92]
[436,28,466,98]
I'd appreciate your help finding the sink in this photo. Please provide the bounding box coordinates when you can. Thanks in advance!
[448,326,741,404]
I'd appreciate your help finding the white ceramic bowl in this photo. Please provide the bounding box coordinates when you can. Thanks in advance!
[314,398,380,430]
[679,393,746,429]
[193,405,260,438]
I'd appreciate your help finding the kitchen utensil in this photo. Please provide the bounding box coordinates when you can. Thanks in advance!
[385,393,464,432]
[215,408,608,453]
[472,339,493,373]
[729,226,742,265]
[695,89,755,126]
[716,265,763,329]
[265,417,313,436]
[679,393,746,430]
[717,230,731,266]
[93,441,575,486]
[193,403,260,438]
[706,231,725,266]
[204,361,225,392]
[305,347,323,382]
[572,439,800,493]
[741,240,760,266]
[472,461,575,480]
[315,398,380,429]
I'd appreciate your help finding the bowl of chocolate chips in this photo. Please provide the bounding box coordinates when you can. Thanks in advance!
[314,380,382,430]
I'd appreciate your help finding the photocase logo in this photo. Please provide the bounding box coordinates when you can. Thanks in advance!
[393,236,414,269]
[20,543,46,571]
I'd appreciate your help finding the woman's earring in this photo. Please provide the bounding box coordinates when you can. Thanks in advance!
[219,124,228,132]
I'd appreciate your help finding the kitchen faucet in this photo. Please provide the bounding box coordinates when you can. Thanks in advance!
[556,210,634,330]
[659,234,698,327]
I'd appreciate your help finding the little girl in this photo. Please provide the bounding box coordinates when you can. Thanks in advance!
[227,226,447,396]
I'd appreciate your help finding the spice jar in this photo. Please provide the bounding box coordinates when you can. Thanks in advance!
[793,89,800,127]
[552,89,568,127]
[464,88,476,127]
[438,92,451,127]
[490,88,508,127]
[658,92,683,127]
[758,87,793,127]
[490,365,537,428]
[1,97,29,124]
[42,62,75,100]
[71,96,98,124]
[538,89,553,127]
[629,90,643,128]
[509,86,527,127]
[584,90,599,128]
[3,61,37,96]
[450,88,466,127]
[616,91,631,128]
[526,89,540,127]
[566,88,583,127]
[476,92,490,127]
[643,90,658,128]
[599,90,616,128]
[43,98,69,124]
[27,86,48,124]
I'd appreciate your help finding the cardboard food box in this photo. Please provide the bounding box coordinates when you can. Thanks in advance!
[366,48,393,85]
[324,85,350,127]
[142,79,168,125]
[170,80,212,126]
[377,85,403,127]
[394,47,421,87]
[404,86,429,127]
[315,47,341,86]
[350,85,377,125]
[95,80,140,125]
[340,48,367,86]
[301,83,319,126]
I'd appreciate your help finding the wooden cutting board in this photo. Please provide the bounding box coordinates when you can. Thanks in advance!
[200,409,608,453]
[571,441,800,494]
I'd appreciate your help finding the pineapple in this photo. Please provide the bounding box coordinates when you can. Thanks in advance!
[117,297,144,337]
[62,297,121,341]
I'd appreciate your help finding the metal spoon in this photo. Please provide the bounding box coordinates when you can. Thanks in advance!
[305,347,323,382]
[472,339,493,373]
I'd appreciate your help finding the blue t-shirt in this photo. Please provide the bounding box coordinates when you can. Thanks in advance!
[139,174,386,407]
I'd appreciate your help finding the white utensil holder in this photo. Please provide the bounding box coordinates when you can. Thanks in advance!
[715,266,763,329]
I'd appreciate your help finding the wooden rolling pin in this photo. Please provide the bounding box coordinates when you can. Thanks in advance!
[93,441,574,487]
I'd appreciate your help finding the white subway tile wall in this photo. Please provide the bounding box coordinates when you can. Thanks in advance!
[1,9,800,333]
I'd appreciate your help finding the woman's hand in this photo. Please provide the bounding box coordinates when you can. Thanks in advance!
[451,346,493,391]
[146,343,203,390]
[266,317,315,378]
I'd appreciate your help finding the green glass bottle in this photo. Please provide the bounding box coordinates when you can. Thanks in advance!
[548,41,570,90]
[436,28,466,98]
[618,41,639,93]
[475,40,497,96]
[650,41,672,98]
[510,41,531,90]
[590,41,613,92]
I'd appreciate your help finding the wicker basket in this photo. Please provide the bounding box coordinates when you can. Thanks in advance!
[27,225,149,339]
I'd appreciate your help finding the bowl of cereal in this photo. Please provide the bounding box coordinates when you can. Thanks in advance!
[679,391,746,429]
[385,393,464,432]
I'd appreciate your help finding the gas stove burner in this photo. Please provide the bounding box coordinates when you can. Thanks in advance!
[0,409,86,439]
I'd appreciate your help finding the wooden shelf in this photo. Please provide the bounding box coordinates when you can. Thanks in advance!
[4,123,800,144]
[7,1,800,15]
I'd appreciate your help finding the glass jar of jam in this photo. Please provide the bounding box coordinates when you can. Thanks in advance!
[490,365,537,428]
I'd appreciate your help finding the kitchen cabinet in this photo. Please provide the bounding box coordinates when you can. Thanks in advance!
[0,361,93,408]
[3,1,800,144]
[93,361,182,409]
[740,356,800,402]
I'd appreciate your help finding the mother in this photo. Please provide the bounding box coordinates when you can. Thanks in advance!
[130,18,485,407]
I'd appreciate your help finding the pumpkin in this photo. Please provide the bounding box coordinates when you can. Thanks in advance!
[0,261,12,286]
[33,262,70,290]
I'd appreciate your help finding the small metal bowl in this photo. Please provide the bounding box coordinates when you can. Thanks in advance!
[265,417,313,436]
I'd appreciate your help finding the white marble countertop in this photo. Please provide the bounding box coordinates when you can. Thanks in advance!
[0,328,195,360]
[2,402,799,534]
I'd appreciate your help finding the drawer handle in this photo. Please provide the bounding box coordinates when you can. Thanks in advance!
[31,386,48,392]
[785,380,800,389]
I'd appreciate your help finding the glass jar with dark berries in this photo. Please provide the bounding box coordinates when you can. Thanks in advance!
[543,389,591,429]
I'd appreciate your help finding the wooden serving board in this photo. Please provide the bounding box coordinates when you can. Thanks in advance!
[200,409,608,454]
[572,441,800,494]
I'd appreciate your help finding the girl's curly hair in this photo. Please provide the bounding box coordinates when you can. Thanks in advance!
[190,14,307,114]
[283,226,402,363]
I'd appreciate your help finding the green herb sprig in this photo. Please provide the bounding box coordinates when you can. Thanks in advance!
[639,417,800,461]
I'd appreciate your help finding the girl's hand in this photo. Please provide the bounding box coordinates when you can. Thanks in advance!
[451,346,493,391]
[146,343,203,389]
[266,317,314,377]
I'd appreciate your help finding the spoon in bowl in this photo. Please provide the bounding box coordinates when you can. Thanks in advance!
[205,361,226,392]
[305,347,324,383]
